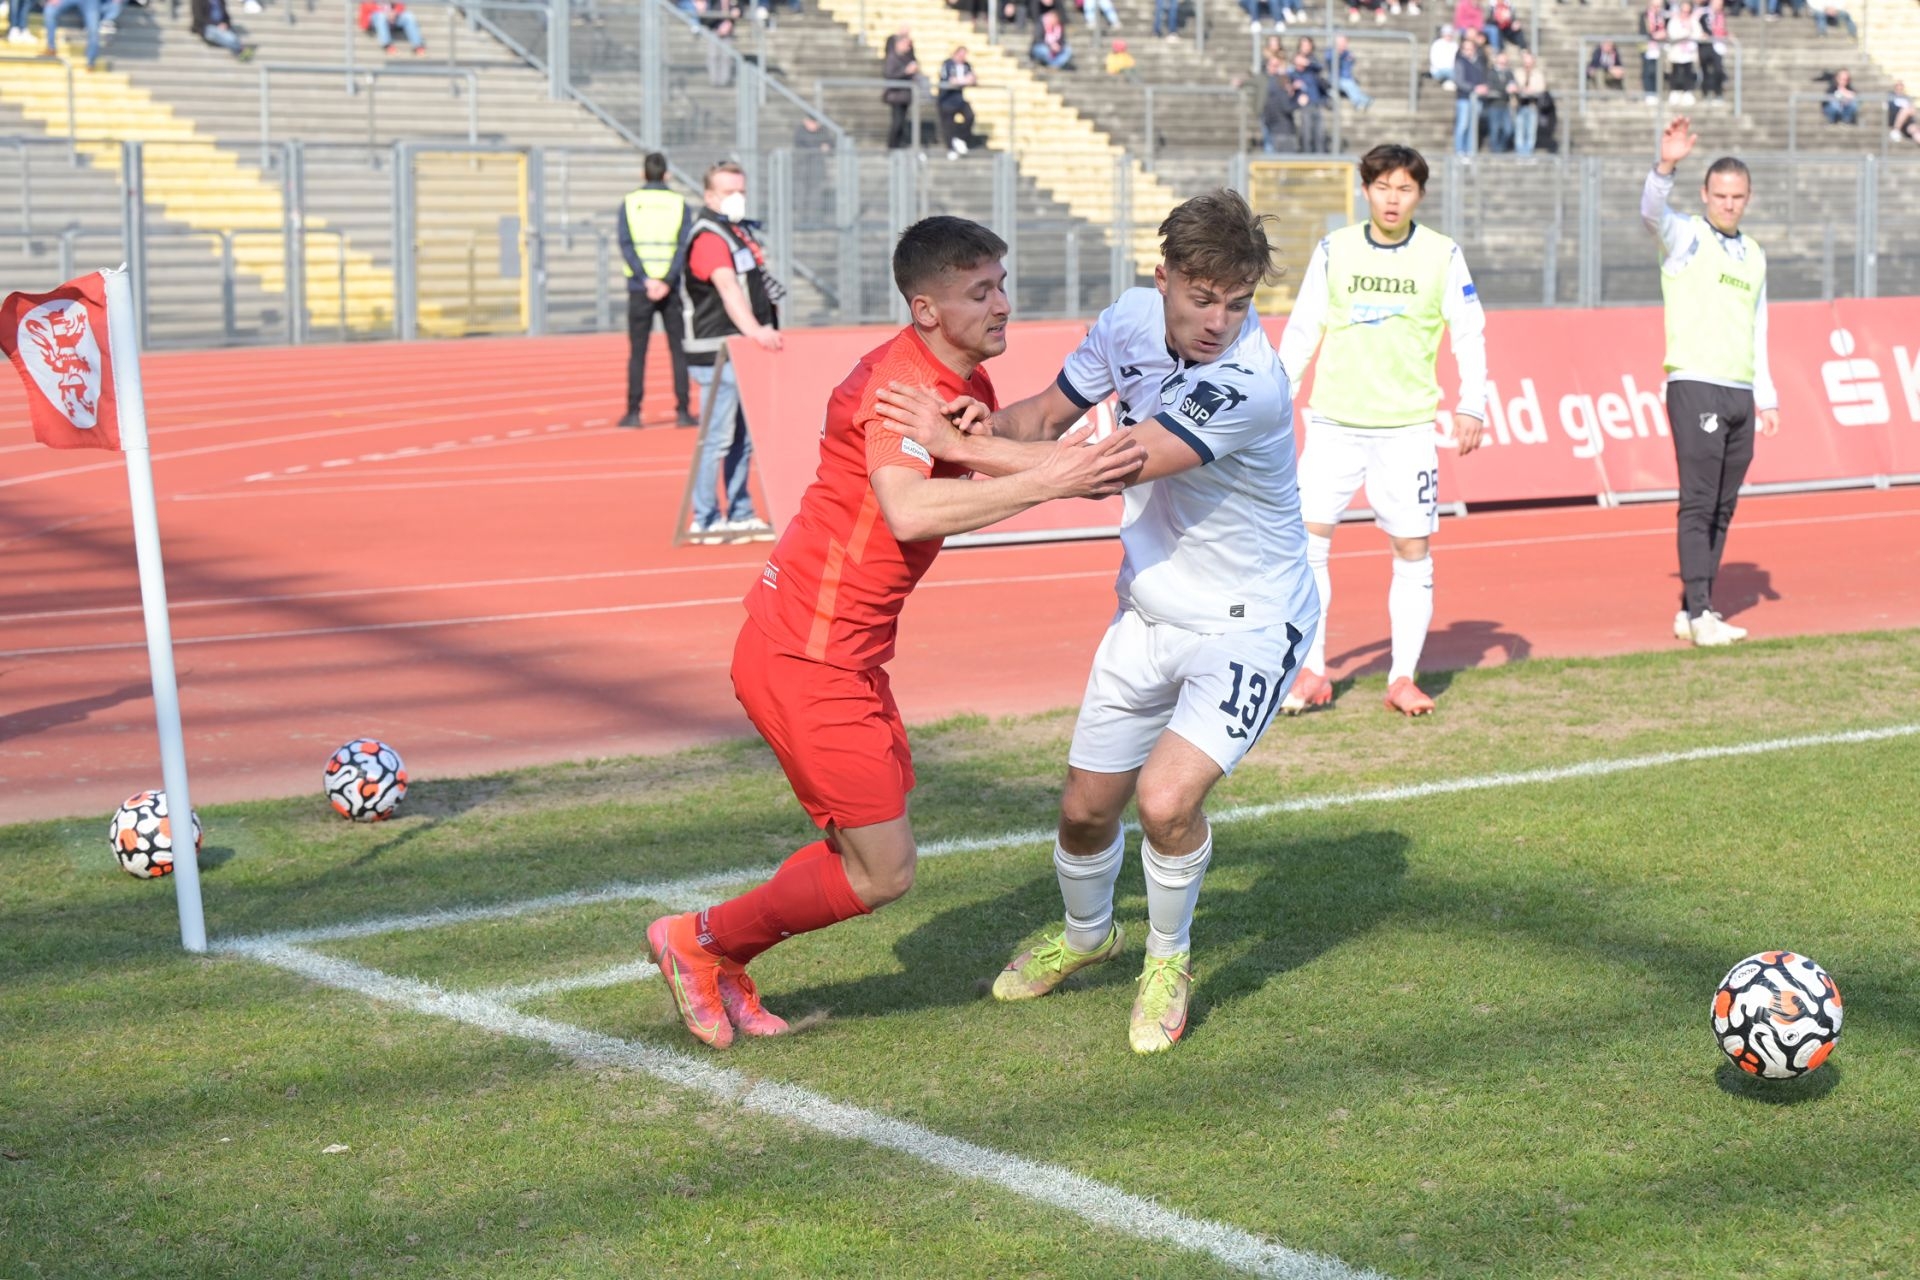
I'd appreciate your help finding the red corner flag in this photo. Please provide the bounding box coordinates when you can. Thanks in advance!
[0,272,123,451]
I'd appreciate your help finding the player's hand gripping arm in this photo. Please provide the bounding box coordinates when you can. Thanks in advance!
[869,425,1143,543]
[709,266,782,352]
[1275,240,1332,390]
[1442,249,1489,456]
[873,383,1138,479]
[982,380,1092,443]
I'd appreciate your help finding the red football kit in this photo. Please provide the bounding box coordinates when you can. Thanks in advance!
[696,327,997,966]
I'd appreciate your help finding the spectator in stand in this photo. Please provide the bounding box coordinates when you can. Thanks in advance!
[41,0,117,68]
[791,115,834,220]
[1105,36,1136,77]
[358,1,425,54]
[1290,49,1330,151]
[1482,49,1515,150]
[1763,0,1807,20]
[1812,1,1855,35]
[1387,0,1424,14]
[1078,0,1119,28]
[1891,82,1919,145]
[1334,35,1373,109]
[1820,67,1858,123]
[1153,0,1180,38]
[1637,0,1665,102]
[938,45,976,158]
[1032,10,1073,66]
[1245,0,1285,33]
[1697,0,1727,99]
[1428,24,1459,88]
[1348,0,1388,26]
[1453,28,1489,157]
[189,0,254,60]
[1588,39,1627,90]
[1513,49,1546,154]
[1488,0,1525,51]
[1261,52,1296,150]
[1452,0,1484,47]
[1665,2,1700,104]
[882,29,918,148]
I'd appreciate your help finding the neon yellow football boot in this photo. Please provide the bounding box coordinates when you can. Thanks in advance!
[1129,951,1193,1054]
[990,924,1124,1002]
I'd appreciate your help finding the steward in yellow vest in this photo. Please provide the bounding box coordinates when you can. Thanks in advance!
[1643,117,1779,646]
[617,152,694,429]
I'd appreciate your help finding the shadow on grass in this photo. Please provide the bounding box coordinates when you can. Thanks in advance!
[771,828,1411,1027]
[1329,619,1531,696]
[1715,1059,1841,1104]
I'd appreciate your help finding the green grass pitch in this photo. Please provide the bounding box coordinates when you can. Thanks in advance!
[4,630,1919,1278]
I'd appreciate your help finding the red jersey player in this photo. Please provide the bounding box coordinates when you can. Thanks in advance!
[645,216,1145,1048]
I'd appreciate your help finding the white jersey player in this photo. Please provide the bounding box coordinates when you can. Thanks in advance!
[1277,143,1489,717]
[878,189,1316,1055]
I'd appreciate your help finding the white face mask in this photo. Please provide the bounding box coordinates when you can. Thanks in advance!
[718,193,748,221]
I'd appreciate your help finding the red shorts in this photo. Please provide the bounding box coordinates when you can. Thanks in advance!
[731,619,915,830]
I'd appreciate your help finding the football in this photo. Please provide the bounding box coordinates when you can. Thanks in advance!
[1711,950,1843,1079]
[324,738,409,821]
[108,789,203,879]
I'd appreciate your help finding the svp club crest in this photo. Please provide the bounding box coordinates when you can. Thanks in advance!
[18,299,105,430]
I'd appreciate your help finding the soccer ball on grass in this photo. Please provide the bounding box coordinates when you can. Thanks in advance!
[108,789,203,879]
[324,738,408,821]
[1711,950,1842,1079]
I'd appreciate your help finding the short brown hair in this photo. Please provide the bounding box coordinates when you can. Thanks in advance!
[1158,189,1281,290]
[1360,143,1429,191]
[703,160,745,191]
[893,216,1008,298]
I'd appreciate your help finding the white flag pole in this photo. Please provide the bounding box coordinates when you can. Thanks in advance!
[102,266,206,953]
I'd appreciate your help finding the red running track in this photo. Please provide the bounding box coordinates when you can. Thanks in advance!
[3,334,1919,824]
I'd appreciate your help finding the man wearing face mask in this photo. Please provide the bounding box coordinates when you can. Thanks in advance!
[680,161,782,543]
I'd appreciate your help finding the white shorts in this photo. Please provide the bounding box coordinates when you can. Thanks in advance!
[1297,415,1441,539]
[1067,608,1316,777]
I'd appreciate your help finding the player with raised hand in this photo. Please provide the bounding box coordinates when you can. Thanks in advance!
[1275,143,1489,718]
[644,216,1145,1050]
[884,190,1317,1055]
[1645,117,1778,648]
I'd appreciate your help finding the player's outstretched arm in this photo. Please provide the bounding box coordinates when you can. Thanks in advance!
[986,381,1089,443]
[870,425,1145,543]
[876,383,1087,478]
[1645,118,1695,254]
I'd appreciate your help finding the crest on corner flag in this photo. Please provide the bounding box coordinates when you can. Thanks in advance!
[0,272,123,451]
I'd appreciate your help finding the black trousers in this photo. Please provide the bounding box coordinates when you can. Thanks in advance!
[627,288,690,417]
[1667,379,1756,616]
[887,101,912,148]
[940,98,974,149]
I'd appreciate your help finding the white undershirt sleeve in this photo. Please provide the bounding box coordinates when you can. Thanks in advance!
[1440,248,1488,421]
[1642,167,1698,272]
[1752,279,1778,412]
[1276,241,1331,389]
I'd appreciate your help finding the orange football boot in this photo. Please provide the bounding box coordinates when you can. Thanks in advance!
[1383,676,1436,717]
[718,961,791,1037]
[1281,668,1334,715]
[646,913,734,1048]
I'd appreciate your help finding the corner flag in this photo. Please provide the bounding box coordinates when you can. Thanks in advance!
[1,268,206,952]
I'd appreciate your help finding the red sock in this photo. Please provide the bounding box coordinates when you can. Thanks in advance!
[696,840,871,964]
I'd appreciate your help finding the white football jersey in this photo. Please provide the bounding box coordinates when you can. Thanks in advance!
[1057,287,1314,633]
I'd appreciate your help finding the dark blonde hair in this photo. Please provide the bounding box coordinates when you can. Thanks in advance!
[703,160,746,192]
[1158,189,1282,290]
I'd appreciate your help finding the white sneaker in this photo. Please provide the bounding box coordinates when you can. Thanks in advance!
[686,520,725,545]
[951,137,968,154]
[1250,17,1261,30]
[1673,609,1691,641]
[1407,1,1420,12]
[7,26,30,42]
[1707,610,1747,641]
[721,516,775,542]
[242,0,261,11]
[1688,611,1744,647]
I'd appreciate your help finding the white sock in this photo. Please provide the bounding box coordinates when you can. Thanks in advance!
[1305,532,1332,673]
[1142,828,1212,958]
[1056,827,1125,952]
[1388,554,1434,683]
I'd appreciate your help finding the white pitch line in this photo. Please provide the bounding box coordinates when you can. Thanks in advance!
[238,943,1385,1280]
[212,721,1920,952]
[474,958,661,1005]
[180,472,681,501]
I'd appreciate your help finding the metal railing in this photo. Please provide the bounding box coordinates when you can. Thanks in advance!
[809,78,1018,153]
[337,0,542,73]
[258,63,483,165]
[1784,87,1872,153]
[1145,86,1249,172]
